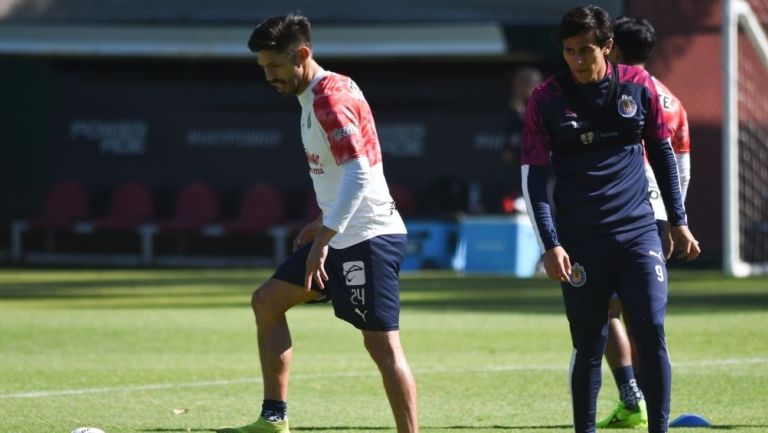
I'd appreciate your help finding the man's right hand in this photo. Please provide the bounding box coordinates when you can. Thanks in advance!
[543,246,572,283]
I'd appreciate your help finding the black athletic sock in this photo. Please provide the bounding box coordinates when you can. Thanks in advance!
[612,366,644,410]
[261,399,287,421]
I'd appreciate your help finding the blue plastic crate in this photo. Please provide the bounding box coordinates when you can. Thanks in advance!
[452,215,540,276]
[401,220,458,271]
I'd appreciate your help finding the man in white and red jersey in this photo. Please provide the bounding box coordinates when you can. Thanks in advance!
[217,14,418,433]
[596,16,693,429]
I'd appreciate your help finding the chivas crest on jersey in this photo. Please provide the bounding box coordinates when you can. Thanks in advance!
[617,94,638,118]
[570,263,587,287]
[580,131,596,145]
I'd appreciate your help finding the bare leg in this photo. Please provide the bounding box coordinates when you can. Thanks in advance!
[623,307,640,372]
[362,330,419,433]
[604,297,633,371]
[251,279,320,401]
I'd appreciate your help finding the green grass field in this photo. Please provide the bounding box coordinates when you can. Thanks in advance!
[1,268,767,433]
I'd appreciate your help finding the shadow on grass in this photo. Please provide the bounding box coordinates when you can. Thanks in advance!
[0,276,257,292]
[293,425,574,430]
[141,425,575,432]
[139,422,768,432]
[1,272,767,314]
[139,423,768,433]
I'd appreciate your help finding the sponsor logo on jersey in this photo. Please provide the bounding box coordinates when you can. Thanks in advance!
[306,152,320,166]
[306,152,325,175]
[343,261,366,285]
[333,124,360,140]
[618,94,638,118]
[570,263,587,287]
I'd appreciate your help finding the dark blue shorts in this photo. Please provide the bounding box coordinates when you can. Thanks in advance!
[272,234,407,331]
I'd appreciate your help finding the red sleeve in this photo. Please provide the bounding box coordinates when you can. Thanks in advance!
[655,77,690,153]
[521,85,553,166]
[641,71,670,144]
[668,102,691,154]
[313,93,371,166]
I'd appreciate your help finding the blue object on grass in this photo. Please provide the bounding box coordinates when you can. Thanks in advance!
[670,413,711,428]
[451,215,540,276]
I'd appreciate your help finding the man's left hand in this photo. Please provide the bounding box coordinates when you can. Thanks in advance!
[305,241,329,290]
[304,225,337,290]
[669,225,701,261]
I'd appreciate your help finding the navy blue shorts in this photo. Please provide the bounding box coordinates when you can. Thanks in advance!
[272,234,407,331]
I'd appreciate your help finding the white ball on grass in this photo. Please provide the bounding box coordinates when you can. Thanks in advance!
[71,428,106,433]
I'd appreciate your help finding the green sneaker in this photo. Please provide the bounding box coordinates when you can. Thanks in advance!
[216,416,290,433]
[597,400,648,429]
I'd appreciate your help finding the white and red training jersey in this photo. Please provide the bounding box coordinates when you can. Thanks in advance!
[297,69,406,249]
[645,76,691,221]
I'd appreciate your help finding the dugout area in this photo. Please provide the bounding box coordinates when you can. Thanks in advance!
[0,0,726,266]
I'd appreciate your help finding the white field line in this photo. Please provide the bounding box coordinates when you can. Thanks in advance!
[2,356,766,400]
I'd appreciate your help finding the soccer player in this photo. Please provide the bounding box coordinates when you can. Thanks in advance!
[521,5,700,433]
[216,14,419,433]
[597,16,693,429]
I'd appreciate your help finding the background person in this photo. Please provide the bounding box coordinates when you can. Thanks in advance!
[598,15,693,429]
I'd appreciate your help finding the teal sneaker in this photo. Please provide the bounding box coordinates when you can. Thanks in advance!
[597,400,648,429]
[216,416,290,433]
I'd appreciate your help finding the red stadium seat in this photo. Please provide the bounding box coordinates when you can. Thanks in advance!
[199,183,289,264]
[219,183,285,233]
[137,181,220,265]
[29,179,90,230]
[156,181,219,232]
[80,180,155,231]
[10,179,91,261]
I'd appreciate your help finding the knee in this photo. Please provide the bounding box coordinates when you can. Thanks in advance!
[251,284,283,320]
[571,333,608,365]
[630,319,666,345]
[363,333,399,367]
[250,288,267,317]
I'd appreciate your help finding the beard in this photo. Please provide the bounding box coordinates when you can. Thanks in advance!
[270,76,300,96]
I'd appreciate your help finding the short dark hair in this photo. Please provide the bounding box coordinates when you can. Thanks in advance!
[612,16,656,64]
[557,5,613,47]
[248,13,312,54]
